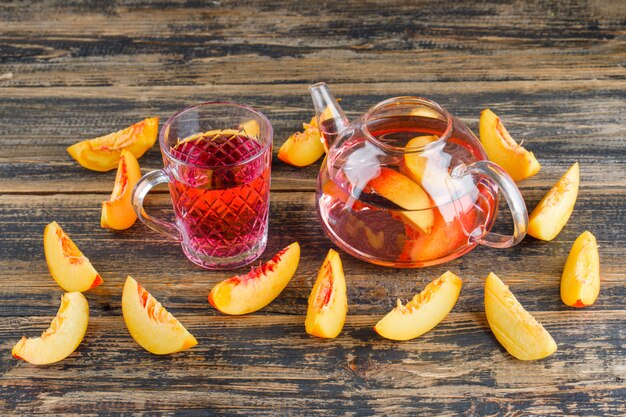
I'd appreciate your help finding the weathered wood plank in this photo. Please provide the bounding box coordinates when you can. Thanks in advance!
[0,0,624,87]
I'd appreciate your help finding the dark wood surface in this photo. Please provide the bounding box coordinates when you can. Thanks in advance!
[1,0,625,415]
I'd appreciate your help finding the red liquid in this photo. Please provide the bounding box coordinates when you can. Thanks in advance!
[169,132,270,260]
[317,116,496,267]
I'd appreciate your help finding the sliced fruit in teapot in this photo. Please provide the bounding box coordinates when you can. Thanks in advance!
[479,109,540,182]
[44,221,103,292]
[374,271,462,341]
[12,292,89,365]
[208,242,300,315]
[67,117,158,172]
[122,276,197,355]
[484,272,557,360]
[368,168,434,234]
[402,135,441,184]
[561,231,600,307]
[305,249,348,339]
[101,150,142,230]
[527,162,579,241]
[278,117,325,167]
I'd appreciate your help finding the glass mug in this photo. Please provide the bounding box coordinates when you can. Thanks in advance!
[132,102,273,270]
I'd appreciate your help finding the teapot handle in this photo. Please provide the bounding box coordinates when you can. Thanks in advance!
[451,161,528,248]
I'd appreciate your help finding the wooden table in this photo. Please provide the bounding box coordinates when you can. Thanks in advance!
[1,1,624,415]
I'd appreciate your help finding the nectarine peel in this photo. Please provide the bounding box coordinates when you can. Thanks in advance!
[208,242,301,315]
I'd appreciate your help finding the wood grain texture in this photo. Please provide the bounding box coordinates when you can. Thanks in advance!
[0,0,624,415]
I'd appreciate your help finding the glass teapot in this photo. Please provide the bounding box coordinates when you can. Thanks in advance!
[309,83,528,268]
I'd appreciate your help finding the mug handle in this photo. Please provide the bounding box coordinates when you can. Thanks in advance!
[131,169,182,241]
[450,161,528,249]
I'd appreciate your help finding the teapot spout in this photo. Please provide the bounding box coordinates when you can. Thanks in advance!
[309,82,350,150]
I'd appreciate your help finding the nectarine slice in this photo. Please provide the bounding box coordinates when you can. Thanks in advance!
[44,221,103,292]
[561,231,600,307]
[528,162,579,241]
[208,242,300,315]
[240,119,260,139]
[305,249,348,339]
[122,276,197,355]
[374,271,462,341]
[479,109,540,182]
[12,292,89,365]
[485,272,557,360]
[368,168,434,234]
[278,117,325,167]
[101,150,142,230]
[67,117,158,172]
[403,135,440,184]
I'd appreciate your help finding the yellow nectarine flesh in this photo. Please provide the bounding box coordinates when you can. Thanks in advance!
[479,109,540,182]
[528,162,579,241]
[67,117,158,172]
[44,221,103,292]
[403,135,440,184]
[12,292,89,365]
[485,272,557,360]
[240,119,260,138]
[561,231,600,307]
[208,242,300,315]
[374,271,462,341]
[101,150,142,230]
[278,117,325,167]
[368,167,434,234]
[122,276,197,355]
[305,249,348,339]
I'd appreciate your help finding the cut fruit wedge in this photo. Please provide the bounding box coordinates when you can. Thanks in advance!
[479,109,540,182]
[101,150,142,230]
[239,119,260,139]
[528,162,579,241]
[374,271,462,341]
[208,242,300,315]
[12,292,89,365]
[67,117,158,172]
[305,249,348,338]
[403,135,440,184]
[484,272,557,360]
[561,231,600,307]
[278,117,326,167]
[368,168,434,234]
[122,276,197,355]
[44,221,103,292]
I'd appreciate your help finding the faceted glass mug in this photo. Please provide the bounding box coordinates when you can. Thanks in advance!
[132,102,273,270]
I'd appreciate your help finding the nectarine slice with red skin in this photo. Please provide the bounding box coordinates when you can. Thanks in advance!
[278,117,326,167]
[101,150,142,230]
[528,162,579,241]
[44,221,103,292]
[561,231,600,308]
[305,249,348,339]
[485,272,557,360]
[479,109,540,182]
[12,292,89,365]
[209,242,301,315]
[122,276,197,355]
[368,168,434,234]
[67,117,158,172]
[374,271,462,341]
